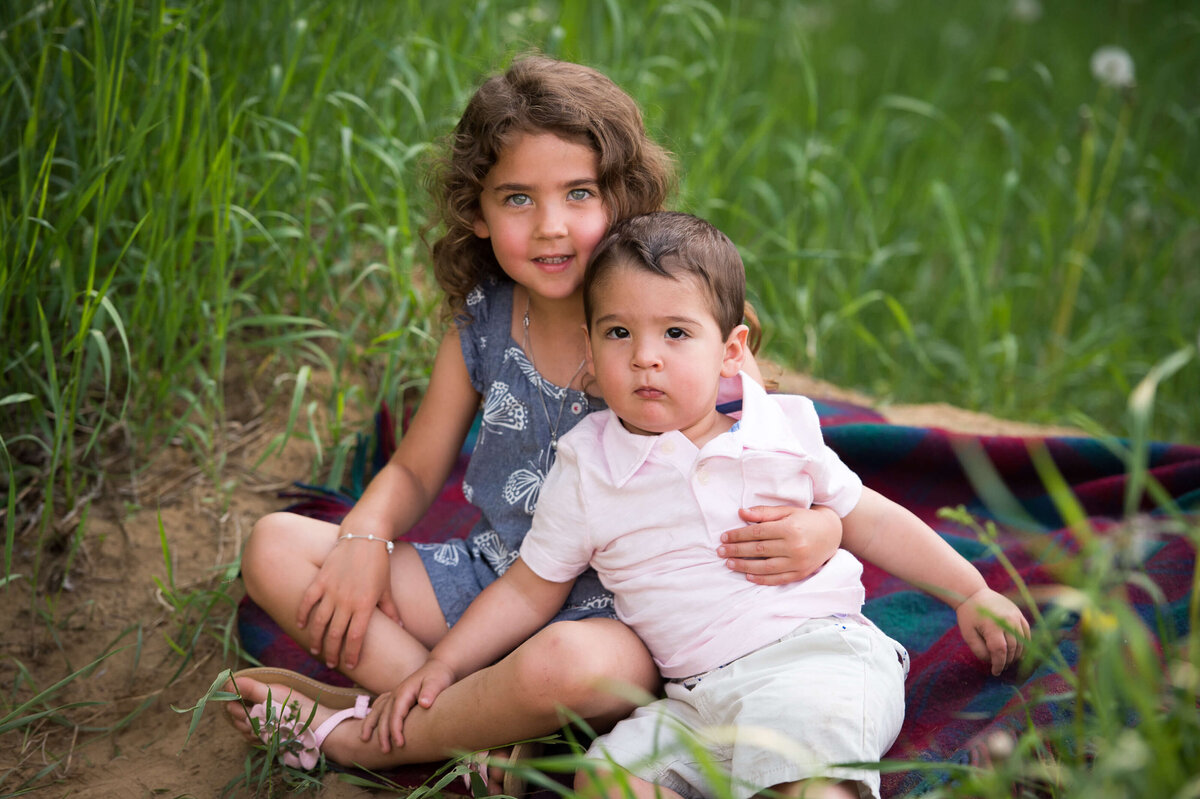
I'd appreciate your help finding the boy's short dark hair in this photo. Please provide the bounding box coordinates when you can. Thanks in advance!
[584,212,745,339]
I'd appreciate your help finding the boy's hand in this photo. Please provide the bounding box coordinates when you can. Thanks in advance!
[955,587,1029,676]
[719,505,841,586]
[361,659,457,751]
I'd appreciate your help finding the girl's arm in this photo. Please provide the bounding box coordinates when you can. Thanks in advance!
[719,505,841,586]
[719,350,843,584]
[364,559,573,750]
[842,488,1029,675]
[297,329,481,670]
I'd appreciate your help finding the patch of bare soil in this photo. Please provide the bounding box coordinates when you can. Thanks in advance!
[767,365,1084,438]
[0,368,1076,798]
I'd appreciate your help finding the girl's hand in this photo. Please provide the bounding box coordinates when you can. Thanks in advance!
[362,659,457,751]
[296,535,402,670]
[718,505,842,585]
[955,587,1029,676]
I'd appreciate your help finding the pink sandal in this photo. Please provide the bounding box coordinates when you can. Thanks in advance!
[251,692,370,769]
[229,667,371,770]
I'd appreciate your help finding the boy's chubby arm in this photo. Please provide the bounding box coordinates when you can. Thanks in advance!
[842,488,1030,676]
[362,559,573,750]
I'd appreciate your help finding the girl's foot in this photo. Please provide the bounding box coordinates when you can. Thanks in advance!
[221,668,537,789]
[222,670,366,759]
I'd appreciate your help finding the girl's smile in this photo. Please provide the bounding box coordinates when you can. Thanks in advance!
[473,133,609,302]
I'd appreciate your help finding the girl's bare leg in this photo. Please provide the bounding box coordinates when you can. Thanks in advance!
[226,617,660,770]
[376,618,661,759]
[241,512,447,693]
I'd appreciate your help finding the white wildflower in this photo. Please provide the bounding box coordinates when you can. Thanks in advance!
[1010,0,1042,23]
[1090,46,1135,89]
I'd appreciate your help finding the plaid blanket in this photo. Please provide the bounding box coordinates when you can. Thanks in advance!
[236,399,1200,795]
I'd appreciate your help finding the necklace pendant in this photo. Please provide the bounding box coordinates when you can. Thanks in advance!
[550,437,558,451]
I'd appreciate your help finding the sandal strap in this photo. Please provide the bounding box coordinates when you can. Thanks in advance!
[251,693,370,770]
[311,693,370,748]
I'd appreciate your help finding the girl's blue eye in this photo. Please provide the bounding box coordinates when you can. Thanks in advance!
[568,188,593,201]
[505,193,532,207]
[666,327,687,340]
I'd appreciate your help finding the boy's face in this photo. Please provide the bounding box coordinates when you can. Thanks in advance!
[585,262,747,447]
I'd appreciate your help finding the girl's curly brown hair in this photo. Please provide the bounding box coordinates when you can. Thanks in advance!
[425,55,675,317]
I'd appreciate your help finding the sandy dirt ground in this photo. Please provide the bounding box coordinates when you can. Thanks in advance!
[0,366,1080,798]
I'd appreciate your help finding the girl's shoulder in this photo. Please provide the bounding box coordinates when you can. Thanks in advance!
[457,278,515,392]
[456,278,514,336]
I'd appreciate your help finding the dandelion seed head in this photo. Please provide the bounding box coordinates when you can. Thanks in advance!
[1010,0,1042,23]
[1090,45,1135,89]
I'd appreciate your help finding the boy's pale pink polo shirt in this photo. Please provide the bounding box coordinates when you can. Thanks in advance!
[520,373,866,679]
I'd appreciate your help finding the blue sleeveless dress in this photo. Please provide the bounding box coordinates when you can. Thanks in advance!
[412,280,616,626]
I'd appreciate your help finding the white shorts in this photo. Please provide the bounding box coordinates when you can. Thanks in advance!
[586,616,908,799]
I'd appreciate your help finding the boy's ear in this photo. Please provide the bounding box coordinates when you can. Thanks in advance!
[720,324,750,378]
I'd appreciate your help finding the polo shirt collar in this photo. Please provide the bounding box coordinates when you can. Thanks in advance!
[600,372,811,487]
[725,371,809,455]
[600,409,668,488]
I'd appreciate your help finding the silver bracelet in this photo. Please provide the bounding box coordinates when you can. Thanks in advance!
[337,533,395,554]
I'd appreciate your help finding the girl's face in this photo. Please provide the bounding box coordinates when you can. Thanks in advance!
[473,132,608,303]
[585,263,747,448]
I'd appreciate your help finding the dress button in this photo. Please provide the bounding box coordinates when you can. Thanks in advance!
[662,440,676,454]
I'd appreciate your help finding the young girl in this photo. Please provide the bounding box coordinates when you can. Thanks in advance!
[224,55,841,779]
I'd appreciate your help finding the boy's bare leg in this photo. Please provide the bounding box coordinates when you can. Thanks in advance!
[225,617,660,769]
[240,512,447,693]
[569,764,862,799]
[574,768,684,799]
[570,775,860,799]
[769,780,860,799]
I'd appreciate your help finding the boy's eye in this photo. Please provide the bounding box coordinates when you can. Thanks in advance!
[665,327,688,340]
[504,193,532,207]
[605,326,630,340]
[567,188,593,201]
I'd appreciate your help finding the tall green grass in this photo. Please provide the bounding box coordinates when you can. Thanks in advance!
[3,4,1196,557]
[633,0,1200,440]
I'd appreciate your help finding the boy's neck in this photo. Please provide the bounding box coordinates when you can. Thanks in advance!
[618,409,736,450]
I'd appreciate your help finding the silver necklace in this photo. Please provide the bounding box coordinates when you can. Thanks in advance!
[523,298,587,462]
